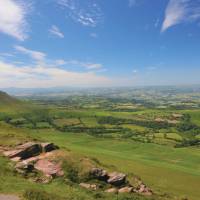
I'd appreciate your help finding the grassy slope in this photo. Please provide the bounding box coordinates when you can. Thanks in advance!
[28,130,200,200]
[0,125,155,200]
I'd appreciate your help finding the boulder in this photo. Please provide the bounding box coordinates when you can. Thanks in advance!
[22,156,40,164]
[15,162,34,174]
[10,156,21,162]
[41,143,58,152]
[118,186,133,193]
[90,168,108,181]
[107,172,126,186]
[3,142,42,160]
[135,183,153,196]
[34,159,64,177]
[79,183,98,190]
[105,188,118,194]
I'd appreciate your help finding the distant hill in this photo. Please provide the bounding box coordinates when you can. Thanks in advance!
[0,91,21,107]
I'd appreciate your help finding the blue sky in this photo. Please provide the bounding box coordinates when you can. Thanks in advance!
[0,0,200,88]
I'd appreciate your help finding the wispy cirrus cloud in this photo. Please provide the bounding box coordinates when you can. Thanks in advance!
[57,0,103,27]
[0,0,30,40]
[63,60,103,70]
[14,45,104,71]
[49,25,64,38]
[14,45,46,62]
[162,0,200,32]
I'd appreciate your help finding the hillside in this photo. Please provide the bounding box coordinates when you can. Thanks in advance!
[0,91,21,106]
[0,91,32,113]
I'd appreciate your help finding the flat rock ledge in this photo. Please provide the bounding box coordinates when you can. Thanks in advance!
[80,167,153,196]
[3,142,62,182]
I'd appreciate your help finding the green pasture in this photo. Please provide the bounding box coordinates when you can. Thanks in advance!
[28,130,200,200]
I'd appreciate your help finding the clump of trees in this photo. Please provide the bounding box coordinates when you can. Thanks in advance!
[175,139,200,148]
[177,114,200,136]
[98,116,172,129]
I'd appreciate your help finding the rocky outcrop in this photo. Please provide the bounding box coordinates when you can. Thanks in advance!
[2,143,153,196]
[83,168,153,196]
[90,168,108,181]
[3,142,58,158]
[107,172,126,186]
[3,142,42,160]
[3,142,63,181]
[34,159,64,177]
[41,143,58,152]
[3,142,59,161]
[90,168,127,187]
[14,161,34,174]
[134,183,153,196]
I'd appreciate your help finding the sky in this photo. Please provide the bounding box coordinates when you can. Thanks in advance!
[0,0,200,88]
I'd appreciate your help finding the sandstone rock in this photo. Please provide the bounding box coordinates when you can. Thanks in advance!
[3,149,24,158]
[79,183,98,190]
[10,157,21,162]
[0,146,8,154]
[107,172,126,186]
[22,156,40,164]
[3,142,42,160]
[34,159,64,177]
[3,142,59,161]
[105,188,118,194]
[90,168,108,181]
[15,162,34,174]
[41,143,58,152]
[118,186,133,193]
[135,183,153,196]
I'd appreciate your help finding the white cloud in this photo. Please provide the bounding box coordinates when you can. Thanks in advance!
[64,60,103,70]
[0,53,14,57]
[14,45,104,71]
[14,45,46,62]
[49,25,64,38]
[162,0,200,32]
[0,61,112,88]
[57,0,103,27]
[0,0,29,40]
[84,63,102,70]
